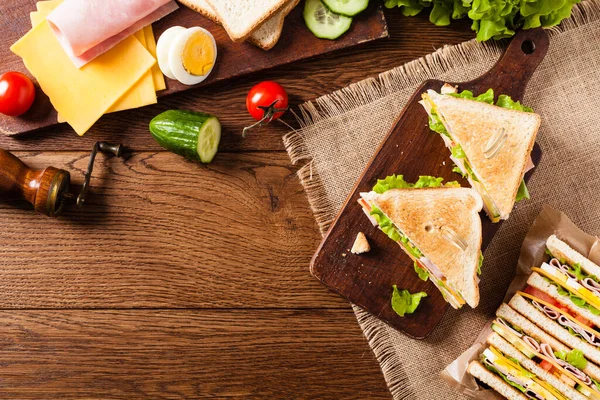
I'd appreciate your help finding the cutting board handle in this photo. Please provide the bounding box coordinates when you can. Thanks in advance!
[467,28,549,100]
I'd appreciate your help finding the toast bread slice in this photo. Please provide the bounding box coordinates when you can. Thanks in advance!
[365,187,483,307]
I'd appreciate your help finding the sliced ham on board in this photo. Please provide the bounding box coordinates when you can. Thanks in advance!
[47,0,178,68]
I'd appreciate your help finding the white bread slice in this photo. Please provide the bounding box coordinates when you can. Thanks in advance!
[547,234,600,278]
[527,271,600,328]
[247,0,298,50]
[204,0,289,42]
[365,187,483,307]
[179,0,298,50]
[487,332,588,400]
[509,291,600,370]
[467,360,528,400]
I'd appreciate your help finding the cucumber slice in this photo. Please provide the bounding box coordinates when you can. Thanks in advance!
[304,0,353,40]
[197,116,221,163]
[322,0,369,17]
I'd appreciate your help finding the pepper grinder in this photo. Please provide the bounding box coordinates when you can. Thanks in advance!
[0,142,123,217]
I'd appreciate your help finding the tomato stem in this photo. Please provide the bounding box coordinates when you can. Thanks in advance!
[242,100,288,137]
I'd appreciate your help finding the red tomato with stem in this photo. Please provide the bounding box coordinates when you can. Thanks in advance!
[0,72,36,117]
[246,81,288,122]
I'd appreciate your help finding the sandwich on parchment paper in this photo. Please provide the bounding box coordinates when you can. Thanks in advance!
[467,235,600,399]
[179,0,298,49]
[358,175,484,309]
[420,84,541,223]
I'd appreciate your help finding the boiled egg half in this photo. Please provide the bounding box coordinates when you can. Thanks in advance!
[157,26,217,85]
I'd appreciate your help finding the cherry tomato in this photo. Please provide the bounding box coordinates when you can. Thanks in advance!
[0,72,36,117]
[246,81,288,121]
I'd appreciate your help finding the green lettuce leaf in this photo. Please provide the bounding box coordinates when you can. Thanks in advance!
[478,252,484,275]
[414,261,430,281]
[370,206,402,242]
[463,160,480,182]
[400,235,425,259]
[391,285,428,317]
[452,165,467,177]
[554,349,588,370]
[384,0,579,42]
[427,109,451,138]
[483,362,528,393]
[452,144,467,159]
[571,262,586,281]
[384,0,433,16]
[515,180,530,203]
[545,277,600,315]
[448,88,494,103]
[372,174,458,193]
[496,94,534,112]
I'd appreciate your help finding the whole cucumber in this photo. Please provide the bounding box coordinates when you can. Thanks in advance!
[149,110,221,163]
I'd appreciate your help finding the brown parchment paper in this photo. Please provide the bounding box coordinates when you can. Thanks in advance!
[441,205,600,398]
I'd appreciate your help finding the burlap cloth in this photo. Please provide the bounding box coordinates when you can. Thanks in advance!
[283,2,600,399]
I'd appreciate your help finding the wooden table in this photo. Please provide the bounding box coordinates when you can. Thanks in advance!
[0,9,473,399]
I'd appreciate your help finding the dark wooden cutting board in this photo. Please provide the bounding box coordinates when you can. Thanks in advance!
[0,0,388,136]
[310,28,549,339]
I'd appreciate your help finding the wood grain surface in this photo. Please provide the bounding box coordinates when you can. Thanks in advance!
[0,1,482,398]
[311,28,549,339]
[0,309,390,399]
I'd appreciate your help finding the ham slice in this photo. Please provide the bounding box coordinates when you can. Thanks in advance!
[47,0,178,68]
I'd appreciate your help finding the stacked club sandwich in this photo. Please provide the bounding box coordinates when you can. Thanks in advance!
[359,84,541,310]
[468,235,600,400]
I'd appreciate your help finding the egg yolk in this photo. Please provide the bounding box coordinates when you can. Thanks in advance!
[181,31,215,76]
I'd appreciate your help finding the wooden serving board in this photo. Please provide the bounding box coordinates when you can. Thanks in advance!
[0,0,388,136]
[310,28,549,339]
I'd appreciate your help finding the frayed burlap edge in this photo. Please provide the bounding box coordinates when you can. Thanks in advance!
[283,1,600,398]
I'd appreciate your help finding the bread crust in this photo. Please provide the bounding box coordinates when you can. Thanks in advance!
[247,0,299,50]
[205,0,290,42]
[546,234,600,277]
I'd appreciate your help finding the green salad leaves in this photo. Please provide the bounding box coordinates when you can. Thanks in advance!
[414,261,430,281]
[555,349,588,370]
[384,0,581,42]
[391,285,428,316]
[544,277,600,315]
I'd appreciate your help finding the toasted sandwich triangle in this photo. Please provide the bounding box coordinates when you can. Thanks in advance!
[427,91,540,220]
[367,187,483,307]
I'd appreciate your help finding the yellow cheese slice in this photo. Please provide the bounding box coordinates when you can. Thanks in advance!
[36,0,60,12]
[11,21,155,135]
[534,266,600,310]
[108,29,158,114]
[31,2,158,124]
[143,25,166,91]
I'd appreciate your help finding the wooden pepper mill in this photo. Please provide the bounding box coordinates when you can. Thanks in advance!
[0,142,123,217]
